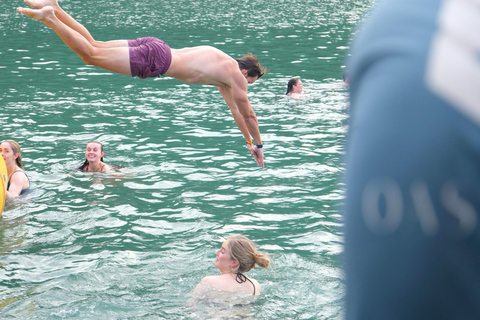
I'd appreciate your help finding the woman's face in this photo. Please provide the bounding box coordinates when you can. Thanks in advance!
[214,240,237,272]
[0,142,17,166]
[292,80,303,94]
[85,143,104,163]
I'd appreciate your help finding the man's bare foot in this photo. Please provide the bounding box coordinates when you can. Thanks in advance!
[23,0,58,10]
[16,6,55,22]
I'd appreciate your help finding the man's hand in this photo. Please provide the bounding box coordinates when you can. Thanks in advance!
[247,144,264,168]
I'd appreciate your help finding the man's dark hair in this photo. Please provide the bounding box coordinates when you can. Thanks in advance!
[236,53,267,79]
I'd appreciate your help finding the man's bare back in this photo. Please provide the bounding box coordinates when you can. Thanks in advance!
[168,46,240,87]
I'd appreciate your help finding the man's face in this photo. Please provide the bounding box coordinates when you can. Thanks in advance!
[246,75,258,84]
[241,69,258,84]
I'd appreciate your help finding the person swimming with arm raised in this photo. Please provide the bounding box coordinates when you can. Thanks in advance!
[16,0,266,168]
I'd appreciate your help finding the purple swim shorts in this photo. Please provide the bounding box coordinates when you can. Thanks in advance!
[128,37,172,79]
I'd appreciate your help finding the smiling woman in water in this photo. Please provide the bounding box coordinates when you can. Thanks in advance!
[78,141,114,172]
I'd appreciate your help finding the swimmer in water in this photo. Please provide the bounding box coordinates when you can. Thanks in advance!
[195,235,270,296]
[286,77,304,99]
[1,140,31,199]
[78,141,114,172]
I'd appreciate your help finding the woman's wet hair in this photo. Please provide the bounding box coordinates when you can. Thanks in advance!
[227,235,270,274]
[78,141,104,171]
[3,140,25,170]
[236,53,268,79]
[286,78,300,95]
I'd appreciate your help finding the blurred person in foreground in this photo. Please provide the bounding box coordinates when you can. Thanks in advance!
[344,0,480,319]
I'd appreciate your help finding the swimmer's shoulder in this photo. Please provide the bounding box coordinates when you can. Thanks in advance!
[249,277,261,295]
[200,275,218,286]
[103,163,115,172]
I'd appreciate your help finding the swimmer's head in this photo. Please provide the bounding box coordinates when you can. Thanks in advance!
[85,141,105,162]
[342,71,349,85]
[286,78,303,95]
[1,140,24,170]
[226,235,270,274]
[79,140,106,171]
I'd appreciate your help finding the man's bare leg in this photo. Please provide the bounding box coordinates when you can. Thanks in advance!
[16,6,131,75]
[23,0,128,48]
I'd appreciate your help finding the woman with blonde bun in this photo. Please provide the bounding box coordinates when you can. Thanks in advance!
[197,235,270,295]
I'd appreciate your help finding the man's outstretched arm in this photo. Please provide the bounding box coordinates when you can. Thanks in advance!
[218,86,252,142]
[228,71,263,143]
[218,86,264,168]
[231,85,264,168]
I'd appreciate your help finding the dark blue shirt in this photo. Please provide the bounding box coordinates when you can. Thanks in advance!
[344,0,480,319]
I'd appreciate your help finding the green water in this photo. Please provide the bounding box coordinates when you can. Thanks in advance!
[1,0,373,318]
